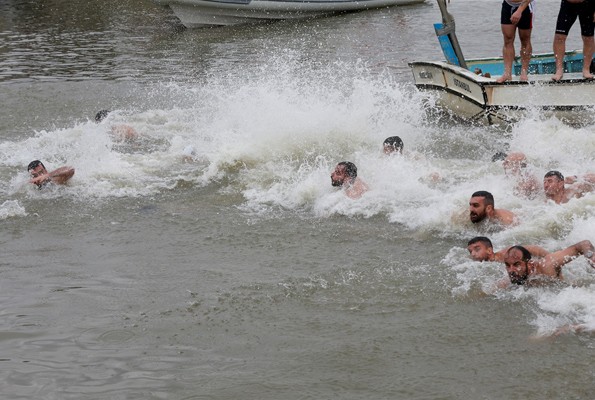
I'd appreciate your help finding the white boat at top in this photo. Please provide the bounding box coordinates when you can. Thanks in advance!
[409,0,595,126]
[153,0,425,28]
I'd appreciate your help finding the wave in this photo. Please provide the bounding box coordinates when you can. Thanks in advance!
[1,58,594,238]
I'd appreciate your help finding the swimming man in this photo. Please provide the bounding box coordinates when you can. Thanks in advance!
[28,160,75,188]
[331,161,369,199]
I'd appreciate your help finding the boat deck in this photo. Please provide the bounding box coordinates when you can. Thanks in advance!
[491,71,591,84]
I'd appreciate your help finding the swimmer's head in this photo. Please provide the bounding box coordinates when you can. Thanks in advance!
[182,145,196,157]
[331,161,357,187]
[503,152,528,176]
[469,191,494,224]
[27,160,49,189]
[543,170,565,198]
[27,160,46,173]
[383,136,404,155]
[504,246,532,285]
[95,110,111,123]
[544,170,564,181]
[491,151,508,162]
[467,236,494,261]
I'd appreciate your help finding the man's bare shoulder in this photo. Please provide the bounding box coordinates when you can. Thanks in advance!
[494,208,518,226]
[347,178,369,199]
[111,124,138,141]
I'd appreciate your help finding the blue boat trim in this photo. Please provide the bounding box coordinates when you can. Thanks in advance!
[466,52,587,77]
[434,23,461,66]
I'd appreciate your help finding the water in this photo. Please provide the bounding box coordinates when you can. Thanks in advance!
[1,0,594,398]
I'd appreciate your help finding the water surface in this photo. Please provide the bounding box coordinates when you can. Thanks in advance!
[1,1,594,399]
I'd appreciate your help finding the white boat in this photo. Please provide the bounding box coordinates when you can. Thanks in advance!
[153,0,425,28]
[409,0,595,126]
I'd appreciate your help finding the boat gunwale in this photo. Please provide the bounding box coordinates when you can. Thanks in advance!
[409,60,595,86]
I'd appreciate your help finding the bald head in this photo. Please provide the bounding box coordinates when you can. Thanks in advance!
[503,152,527,175]
[503,246,532,285]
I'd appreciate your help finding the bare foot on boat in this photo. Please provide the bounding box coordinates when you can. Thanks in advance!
[519,74,528,82]
[551,71,564,81]
[496,74,511,83]
[583,70,594,80]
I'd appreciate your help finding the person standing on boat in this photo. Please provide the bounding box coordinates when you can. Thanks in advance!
[497,0,535,83]
[552,0,595,81]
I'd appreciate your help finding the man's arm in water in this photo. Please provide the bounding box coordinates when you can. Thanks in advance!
[523,245,549,258]
[30,166,75,185]
[538,240,595,277]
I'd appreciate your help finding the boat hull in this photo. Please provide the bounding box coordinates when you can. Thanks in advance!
[409,59,595,126]
[155,0,425,28]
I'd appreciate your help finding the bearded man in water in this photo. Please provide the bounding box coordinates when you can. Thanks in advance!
[469,191,518,227]
[330,161,369,199]
[500,241,595,287]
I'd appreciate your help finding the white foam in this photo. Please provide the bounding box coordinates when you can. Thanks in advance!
[2,60,594,229]
[0,200,27,219]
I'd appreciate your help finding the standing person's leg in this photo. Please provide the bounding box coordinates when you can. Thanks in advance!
[553,0,578,81]
[515,1,534,82]
[578,2,595,79]
[553,33,568,81]
[581,34,594,78]
[498,1,517,83]
[498,24,517,82]
[518,28,532,81]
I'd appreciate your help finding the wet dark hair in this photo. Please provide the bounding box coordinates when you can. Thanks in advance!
[383,136,404,153]
[471,190,494,207]
[544,170,564,181]
[95,109,110,123]
[491,151,507,162]
[507,245,532,262]
[338,161,357,178]
[467,236,493,248]
[27,160,45,171]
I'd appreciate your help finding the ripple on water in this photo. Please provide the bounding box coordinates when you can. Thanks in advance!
[75,328,136,349]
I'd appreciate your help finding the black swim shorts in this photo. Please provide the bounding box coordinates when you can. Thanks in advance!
[501,1,533,30]
[555,0,595,37]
